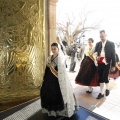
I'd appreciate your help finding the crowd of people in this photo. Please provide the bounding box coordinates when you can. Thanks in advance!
[40,30,120,119]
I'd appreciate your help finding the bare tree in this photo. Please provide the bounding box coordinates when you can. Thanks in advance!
[115,42,120,48]
[57,11,101,45]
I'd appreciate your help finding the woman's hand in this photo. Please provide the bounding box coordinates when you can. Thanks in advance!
[97,56,100,61]
[111,67,115,72]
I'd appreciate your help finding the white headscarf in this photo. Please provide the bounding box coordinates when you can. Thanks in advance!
[57,43,78,117]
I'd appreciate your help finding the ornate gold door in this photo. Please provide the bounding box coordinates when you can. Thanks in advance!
[0,0,45,111]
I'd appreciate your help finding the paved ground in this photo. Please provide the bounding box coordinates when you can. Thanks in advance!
[66,56,120,120]
[0,98,107,120]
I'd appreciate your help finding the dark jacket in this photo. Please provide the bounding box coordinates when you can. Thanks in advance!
[116,54,119,62]
[70,45,77,57]
[110,54,119,74]
[95,40,116,67]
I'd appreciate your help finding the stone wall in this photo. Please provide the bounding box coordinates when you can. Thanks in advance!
[45,0,57,57]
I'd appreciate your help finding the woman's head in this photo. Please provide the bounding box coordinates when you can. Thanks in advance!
[51,43,59,55]
[88,38,94,46]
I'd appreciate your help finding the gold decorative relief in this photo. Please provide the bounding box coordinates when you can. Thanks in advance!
[0,0,45,111]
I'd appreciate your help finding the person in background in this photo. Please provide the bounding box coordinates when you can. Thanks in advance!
[77,47,81,61]
[109,53,120,79]
[75,38,99,93]
[69,43,77,72]
[62,39,68,48]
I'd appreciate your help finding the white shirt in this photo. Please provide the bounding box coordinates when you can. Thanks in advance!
[100,40,107,65]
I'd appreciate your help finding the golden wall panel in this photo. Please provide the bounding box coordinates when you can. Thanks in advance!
[0,0,45,111]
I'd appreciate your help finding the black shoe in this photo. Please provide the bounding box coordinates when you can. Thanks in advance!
[86,90,92,94]
[86,88,93,94]
[106,89,110,96]
[96,93,104,99]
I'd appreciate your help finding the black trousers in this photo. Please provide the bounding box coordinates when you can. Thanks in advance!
[98,64,110,83]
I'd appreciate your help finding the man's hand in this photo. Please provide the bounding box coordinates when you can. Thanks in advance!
[111,66,115,72]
